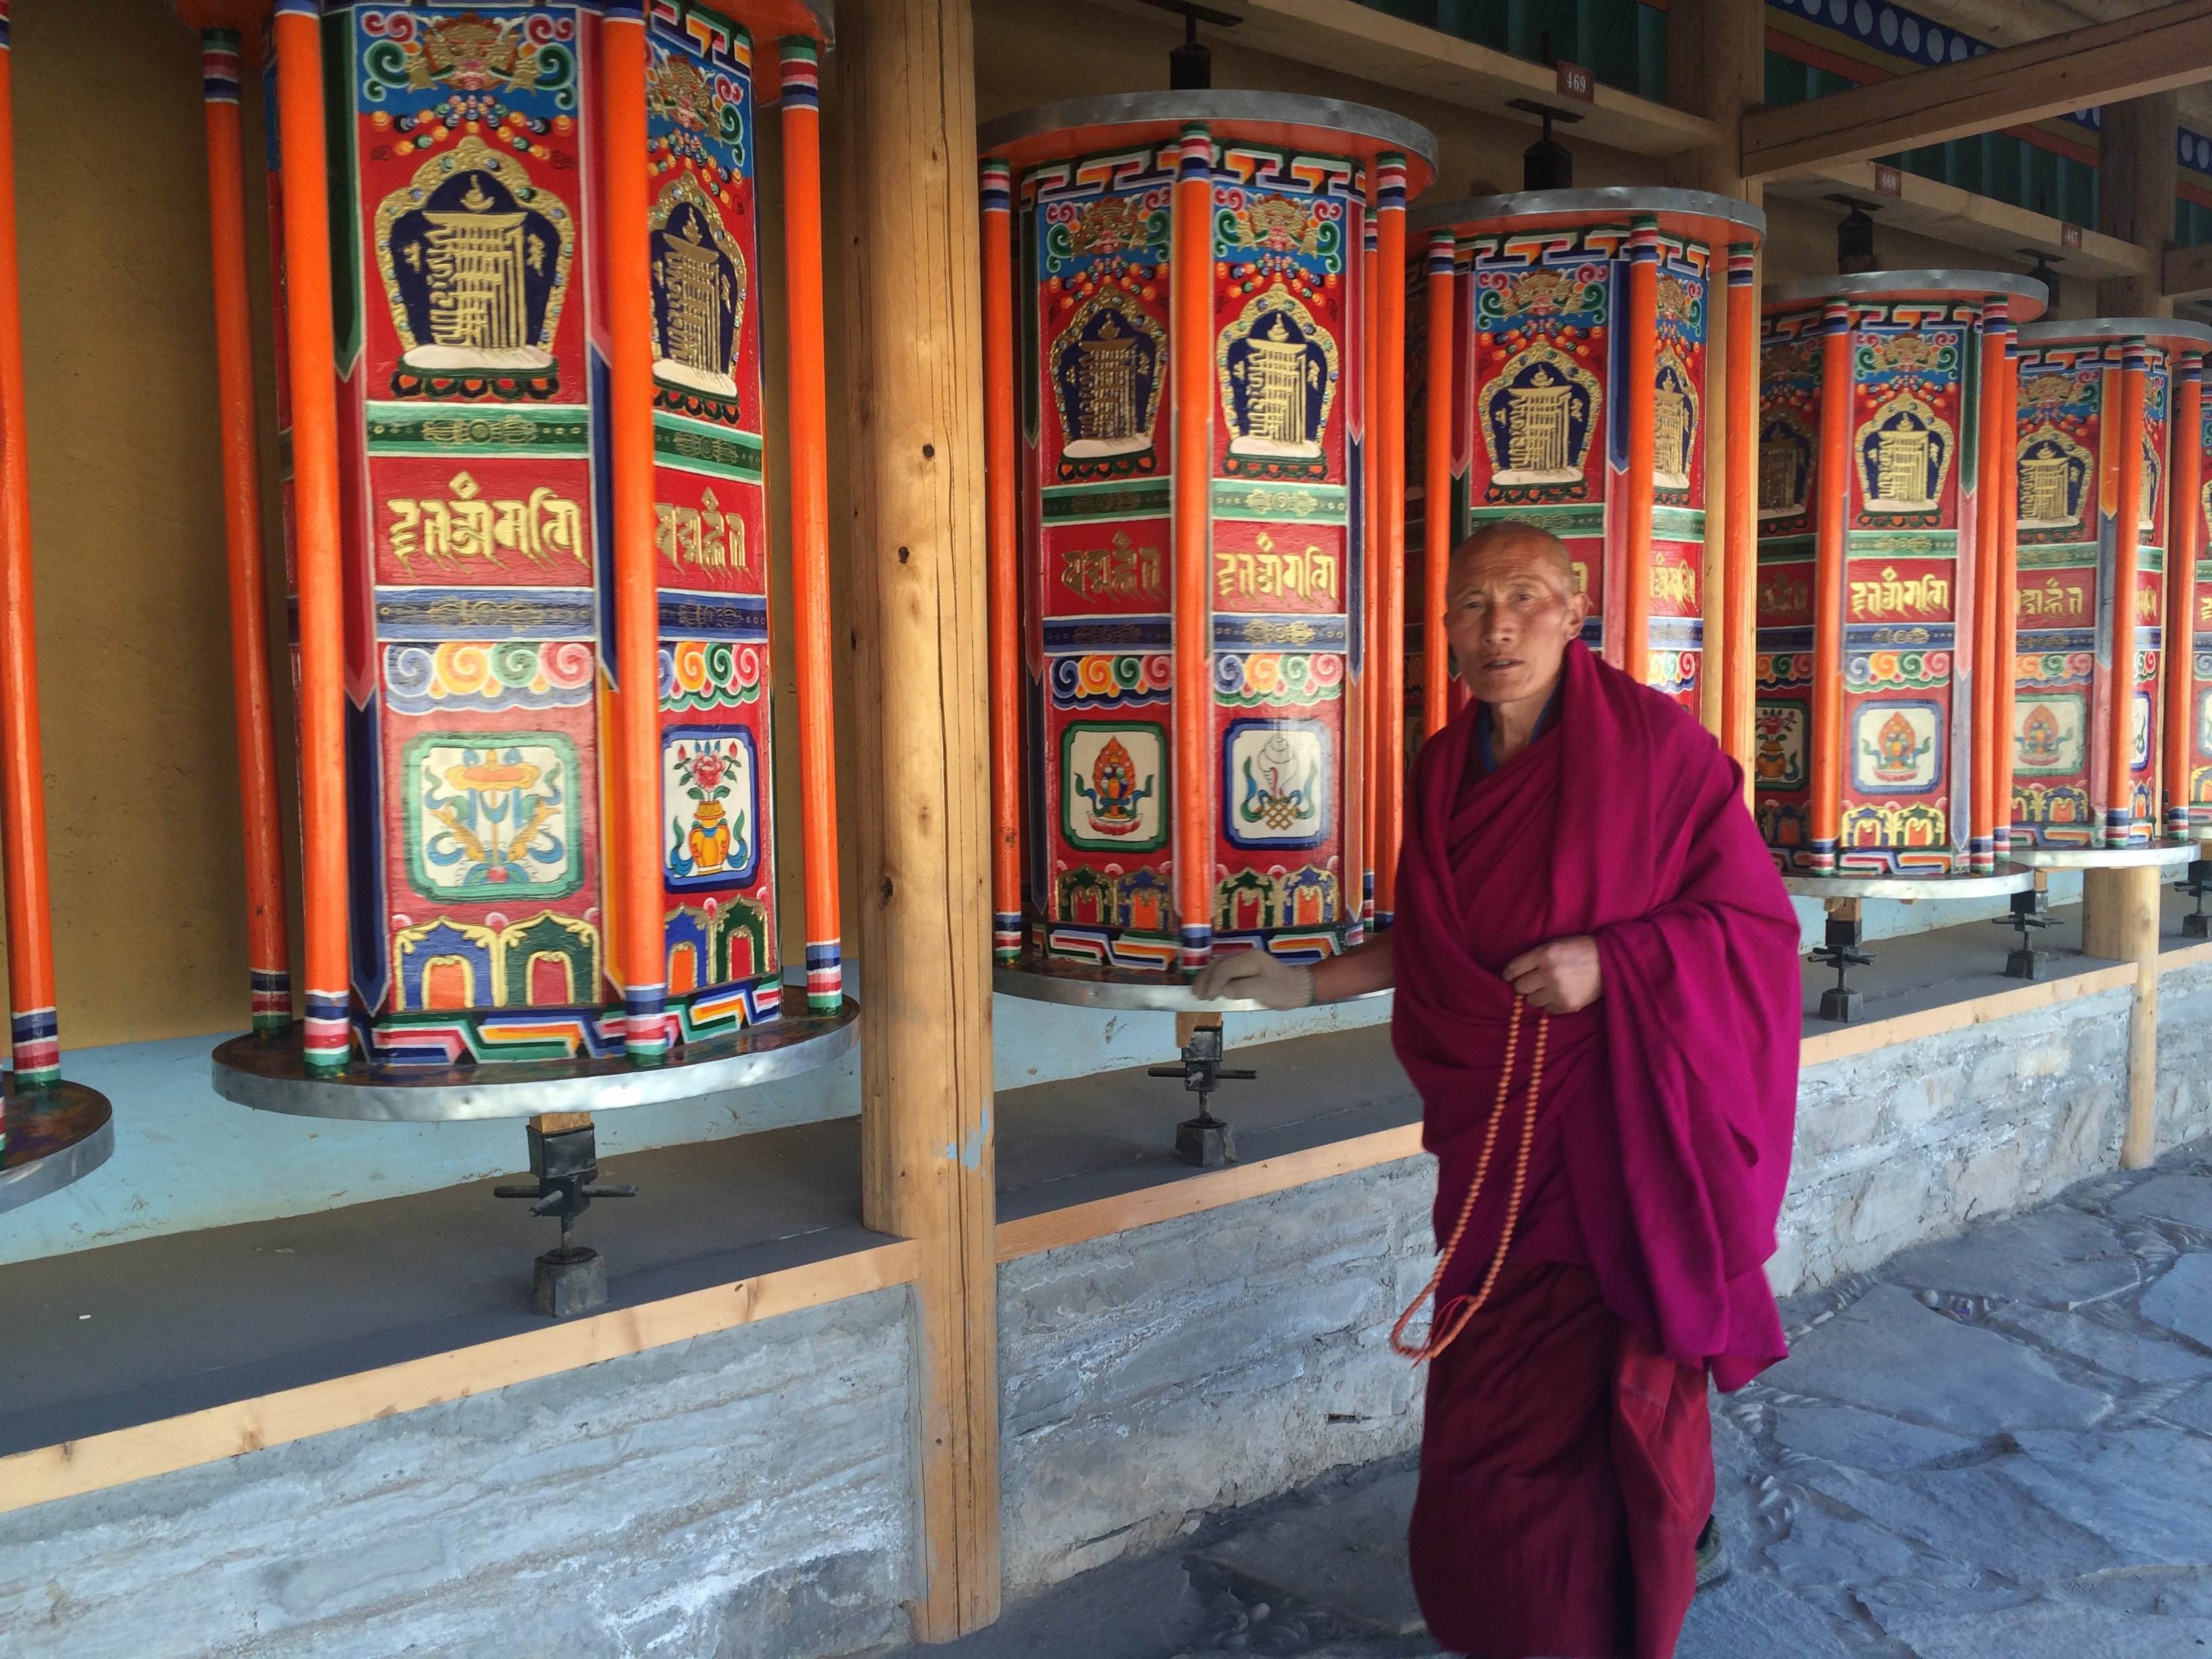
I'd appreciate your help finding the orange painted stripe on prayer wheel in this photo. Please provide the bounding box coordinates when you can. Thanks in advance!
[777,41,842,1011]
[1172,126,1214,972]
[2166,353,2203,839]
[1996,334,2021,852]
[272,2,350,1071]
[1810,301,1853,867]
[1421,230,1454,739]
[1721,245,1758,781]
[1620,220,1660,686]
[198,26,291,1035]
[982,159,1021,963]
[602,9,667,1059]
[1361,214,1380,926]
[2110,343,2148,845]
[1971,302,2009,872]
[1374,158,1408,927]
[0,7,57,1090]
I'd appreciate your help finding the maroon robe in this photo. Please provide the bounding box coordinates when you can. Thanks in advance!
[1391,642,1801,1658]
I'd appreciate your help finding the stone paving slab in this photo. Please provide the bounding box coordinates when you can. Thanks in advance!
[1192,1469,1425,1637]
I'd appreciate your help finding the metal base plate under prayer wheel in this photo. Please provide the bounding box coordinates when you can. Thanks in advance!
[0,1079,115,1215]
[2007,841,2201,872]
[210,994,859,1124]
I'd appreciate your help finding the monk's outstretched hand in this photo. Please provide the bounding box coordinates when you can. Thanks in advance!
[1501,935,1603,1014]
[1191,949,1315,1010]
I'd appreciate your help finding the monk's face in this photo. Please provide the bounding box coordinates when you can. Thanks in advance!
[1444,530,1589,708]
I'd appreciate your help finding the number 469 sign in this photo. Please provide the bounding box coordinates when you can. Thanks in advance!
[1555,60,1595,102]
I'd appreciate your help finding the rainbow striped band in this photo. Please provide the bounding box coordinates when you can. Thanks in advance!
[0,1,11,52]
[1425,229,1454,273]
[2182,354,2205,384]
[1364,223,1377,251]
[251,968,293,1031]
[1376,152,1406,210]
[1626,218,1660,264]
[1179,924,1212,973]
[273,0,320,18]
[625,986,670,1058]
[980,159,1012,215]
[1373,909,1394,931]
[9,1006,57,1085]
[2106,808,2139,842]
[804,941,842,1010]
[302,991,350,1070]
[993,913,1022,959]
[1822,301,1851,335]
[201,29,243,102]
[1807,838,1839,876]
[779,37,820,108]
[1177,125,1210,180]
[2123,338,2152,373]
[1727,244,1757,284]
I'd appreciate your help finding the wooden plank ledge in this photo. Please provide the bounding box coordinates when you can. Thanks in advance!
[0,1237,921,1519]
[996,1122,1428,1263]
[2161,939,2212,974]
[1799,963,2138,1067]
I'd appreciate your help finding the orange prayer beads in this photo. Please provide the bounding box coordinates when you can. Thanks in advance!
[1389,994,1551,1362]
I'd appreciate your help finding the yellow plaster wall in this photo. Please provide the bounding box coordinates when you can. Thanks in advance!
[7,0,2041,1050]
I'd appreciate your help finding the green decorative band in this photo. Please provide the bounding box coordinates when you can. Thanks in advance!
[1210,481,1349,523]
[653,412,764,481]
[1759,537,1816,561]
[1652,506,1706,542]
[1043,480,1172,523]
[2015,543,2099,569]
[367,403,592,457]
[1467,503,1605,537]
[1846,530,1958,557]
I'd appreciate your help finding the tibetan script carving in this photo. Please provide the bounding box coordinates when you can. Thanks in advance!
[386,472,583,574]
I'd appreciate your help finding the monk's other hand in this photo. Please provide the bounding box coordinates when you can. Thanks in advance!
[1501,935,1603,1014]
[1191,949,1315,1010]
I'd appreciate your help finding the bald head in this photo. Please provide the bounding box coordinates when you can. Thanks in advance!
[1449,520,1576,598]
[1442,519,1589,713]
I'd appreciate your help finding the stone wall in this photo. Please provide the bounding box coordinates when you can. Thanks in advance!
[2159,959,2212,1151]
[1773,985,2133,1296]
[998,1162,1435,1596]
[0,1291,917,1659]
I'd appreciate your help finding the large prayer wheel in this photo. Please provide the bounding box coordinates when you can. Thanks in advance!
[1404,188,1766,754]
[1754,271,2046,878]
[979,94,1437,986]
[209,0,853,1109]
[2010,318,2212,852]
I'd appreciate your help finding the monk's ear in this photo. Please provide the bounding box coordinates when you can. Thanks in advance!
[1563,586,1591,630]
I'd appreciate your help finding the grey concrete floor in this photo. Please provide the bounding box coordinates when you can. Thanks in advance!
[918,1143,2212,1658]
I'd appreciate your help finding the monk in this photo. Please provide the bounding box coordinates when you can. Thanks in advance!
[1194,520,1801,1659]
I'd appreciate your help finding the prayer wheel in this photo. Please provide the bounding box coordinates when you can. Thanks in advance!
[1404,187,1767,768]
[1753,271,2047,878]
[2009,319,2212,852]
[207,0,853,1111]
[979,94,1437,987]
[0,0,115,1206]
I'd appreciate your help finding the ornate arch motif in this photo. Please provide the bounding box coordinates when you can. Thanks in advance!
[1216,282,1340,468]
[1481,342,1600,489]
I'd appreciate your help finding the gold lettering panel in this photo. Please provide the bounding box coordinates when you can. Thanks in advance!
[1058,531,1164,605]
[1214,532,1340,606]
[384,471,585,578]
[1847,564,1952,620]
[656,488,747,576]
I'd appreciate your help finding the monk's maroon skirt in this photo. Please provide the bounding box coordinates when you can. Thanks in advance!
[1408,1258,1713,1659]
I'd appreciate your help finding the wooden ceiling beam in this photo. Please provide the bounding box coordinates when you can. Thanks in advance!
[1740,0,2212,180]
[2166,241,2212,299]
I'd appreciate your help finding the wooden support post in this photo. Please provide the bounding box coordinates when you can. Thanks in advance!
[837,0,1000,1639]
[2097,93,2179,317]
[2083,865,2163,1169]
